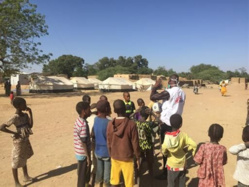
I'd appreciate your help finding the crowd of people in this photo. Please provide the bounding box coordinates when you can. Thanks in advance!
[1,74,249,187]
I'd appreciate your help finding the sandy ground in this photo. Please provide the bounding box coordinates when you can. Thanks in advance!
[0,83,248,187]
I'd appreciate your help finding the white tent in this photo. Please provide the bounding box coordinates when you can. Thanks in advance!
[87,78,102,89]
[99,77,134,92]
[70,77,94,89]
[135,78,155,91]
[29,76,74,93]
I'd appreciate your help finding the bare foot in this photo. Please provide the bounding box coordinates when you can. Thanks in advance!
[15,183,23,187]
[23,176,33,182]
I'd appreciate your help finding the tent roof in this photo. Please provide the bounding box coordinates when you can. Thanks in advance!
[70,77,93,84]
[32,76,73,85]
[88,78,102,84]
[102,77,133,85]
[135,78,155,85]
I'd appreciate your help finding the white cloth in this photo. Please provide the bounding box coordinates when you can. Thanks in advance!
[229,143,249,185]
[160,87,186,126]
[87,114,97,134]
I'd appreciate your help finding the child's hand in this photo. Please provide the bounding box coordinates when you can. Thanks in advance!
[245,142,249,148]
[136,159,140,170]
[26,107,32,113]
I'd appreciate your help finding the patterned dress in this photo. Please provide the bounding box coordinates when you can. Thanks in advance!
[194,143,227,187]
[6,113,34,169]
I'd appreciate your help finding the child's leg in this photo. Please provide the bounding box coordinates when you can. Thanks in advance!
[77,160,87,187]
[12,168,23,187]
[178,170,186,187]
[146,149,154,177]
[22,165,33,182]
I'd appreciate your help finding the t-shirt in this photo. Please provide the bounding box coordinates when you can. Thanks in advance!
[73,117,91,160]
[160,87,186,126]
[93,117,110,158]
[135,121,153,151]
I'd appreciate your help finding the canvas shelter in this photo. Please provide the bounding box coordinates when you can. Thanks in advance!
[99,77,134,92]
[135,78,155,91]
[11,73,29,85]
[87,78,102,89]
[29,76,74,93]
[70,77,94,89]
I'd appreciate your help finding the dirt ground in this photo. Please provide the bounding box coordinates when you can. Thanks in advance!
[0,83,248,187]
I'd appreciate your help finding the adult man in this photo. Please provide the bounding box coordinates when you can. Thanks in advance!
[150,74,186,179]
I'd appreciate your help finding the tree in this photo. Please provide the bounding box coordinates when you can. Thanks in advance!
[0,0,51,75]
[43,55,86,78]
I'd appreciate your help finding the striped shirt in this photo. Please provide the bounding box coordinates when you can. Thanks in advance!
[73,117,91,157]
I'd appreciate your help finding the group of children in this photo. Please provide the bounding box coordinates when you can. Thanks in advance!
[1,92,249,187]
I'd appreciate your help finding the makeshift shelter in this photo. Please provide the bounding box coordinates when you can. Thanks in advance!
[135,78,155,91]
[87,78,102,89]
[29,76,74,93]
[99,77,134,92]
[11,73,29,85]
[70,77,94,89]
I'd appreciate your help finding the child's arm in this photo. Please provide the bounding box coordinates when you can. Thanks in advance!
[0,124,19,137]
[229,143,247,155]
[185,135,197,156]
[161,135,169,156]
[81,141,91,166]
[193,144,204,164]
[26,107,33,128]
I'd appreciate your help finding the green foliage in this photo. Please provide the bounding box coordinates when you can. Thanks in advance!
[43,55,86,78]
[0,0,51,73]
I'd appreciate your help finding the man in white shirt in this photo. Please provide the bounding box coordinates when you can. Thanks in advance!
[150,74,186,180]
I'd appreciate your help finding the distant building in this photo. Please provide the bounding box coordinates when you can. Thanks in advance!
[11,73,30,85]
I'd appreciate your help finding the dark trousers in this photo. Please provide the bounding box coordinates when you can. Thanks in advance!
[160,123,172,171]
[77,159,90,187]
[238,181,249,187]
[167,170,186,187]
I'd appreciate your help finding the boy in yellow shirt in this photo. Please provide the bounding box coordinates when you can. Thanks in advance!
[162,114,196,187]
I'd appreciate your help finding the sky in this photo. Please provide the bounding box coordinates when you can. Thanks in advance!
[26,0,249,73]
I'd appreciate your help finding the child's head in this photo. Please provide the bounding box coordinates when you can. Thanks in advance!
[96,100,108,115]
[113,99,126,116]
[140,106,149,120]
[170,114,182,130]
[99,95,108,101]
[242,126,249,142]
[76,101,91,118]
[82,94,91,104]
[137,98,145,107]
[13,97,27,110]
[208,124,224,142]
[10,91,14,94]
[123,92,130,102]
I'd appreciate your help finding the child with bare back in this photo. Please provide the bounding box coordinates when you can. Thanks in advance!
[0,97,34,187]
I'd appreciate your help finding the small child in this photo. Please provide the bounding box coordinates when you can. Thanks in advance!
[162,114,196,187]
[130,98,145,120]
[123,92,136,119]
[92,100,111,187]
[10,91,14,104]
[0,97,34,187]
[194,124,227,187]
[135,106,159,177]
[74,101,92,187]
[229,126,249,187]
[82,94,91,104]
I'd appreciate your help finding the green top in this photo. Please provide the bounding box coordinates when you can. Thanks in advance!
[135,121,153,151]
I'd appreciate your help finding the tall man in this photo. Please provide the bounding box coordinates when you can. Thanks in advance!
[150,74,186,179]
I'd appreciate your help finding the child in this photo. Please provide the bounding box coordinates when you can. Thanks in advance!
[135,106,159,177]
[92,100,111,187]
[130,98,145,120]
[99,95,108,101]
[0,97,34,187]
[162,114,196,187]
[106,99,140,187]
[10,91,14,104]
[82,94,91,104]
[229,126,249,187]
[194,124,227,187]
[123,92,136,118]
[74,101,91,187]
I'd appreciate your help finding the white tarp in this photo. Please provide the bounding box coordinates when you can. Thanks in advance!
[70,77,94,89]
[99,77,134,91]
[135,78,155,91]
[88,78,102,89]
[29,76,73,91]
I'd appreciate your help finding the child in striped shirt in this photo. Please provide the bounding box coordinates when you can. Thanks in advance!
[74,101,91,187]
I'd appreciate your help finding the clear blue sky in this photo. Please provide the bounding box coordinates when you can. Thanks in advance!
[27,0,249,73]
